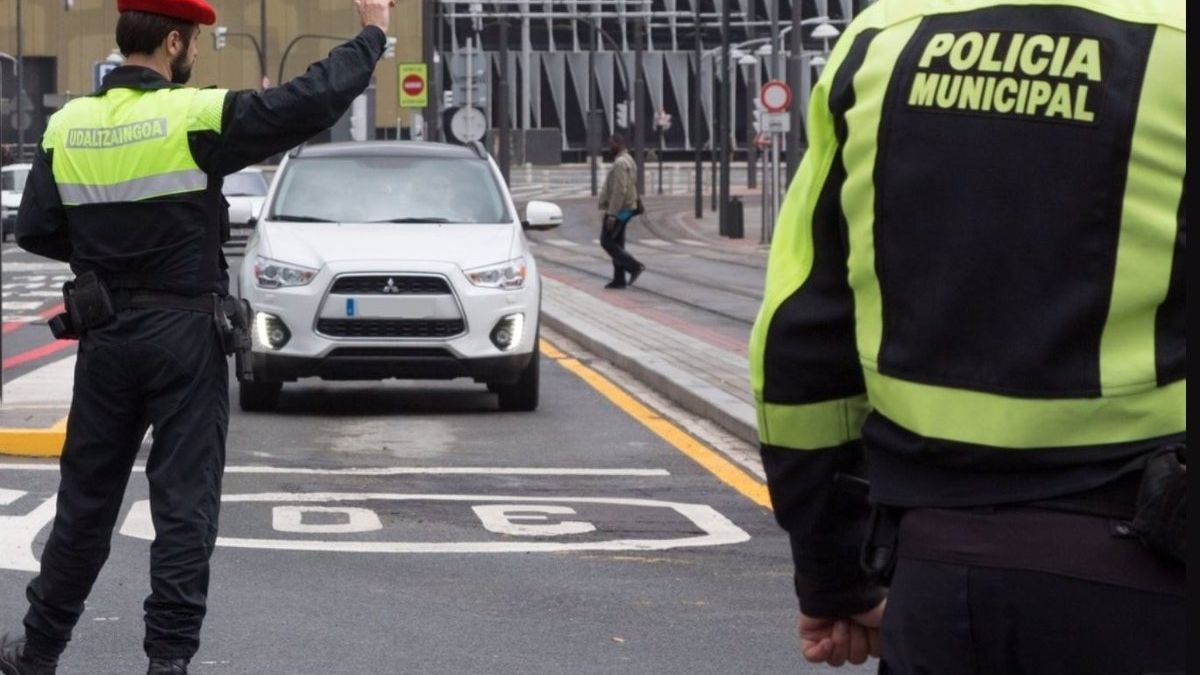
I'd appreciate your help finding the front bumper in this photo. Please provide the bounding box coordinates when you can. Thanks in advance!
[242,259,541,382]
[252,349,533,383]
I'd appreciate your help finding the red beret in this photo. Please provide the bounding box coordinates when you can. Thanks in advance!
[118,0,217,26]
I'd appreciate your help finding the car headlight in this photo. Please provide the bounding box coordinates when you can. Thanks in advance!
[254,256,317,288]
[464,257,528,290]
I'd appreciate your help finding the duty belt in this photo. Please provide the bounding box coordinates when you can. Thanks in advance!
[110,289,218,314]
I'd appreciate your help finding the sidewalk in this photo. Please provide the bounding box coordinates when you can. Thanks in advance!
[540,200,768,447]
[0,355,73,457]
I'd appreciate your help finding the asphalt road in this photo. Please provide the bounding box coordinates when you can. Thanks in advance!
[1,239,874,674]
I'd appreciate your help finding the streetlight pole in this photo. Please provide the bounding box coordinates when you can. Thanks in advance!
[278,35,353,86]
[786,3,804,180]
[422,0,437,134]
[633,14,646,195]
[259,0,268,87]
[692,5,703,219]
[16,0,25,160]
[718,0,731,236]
[497,17,511,184]
[589,18,599,197]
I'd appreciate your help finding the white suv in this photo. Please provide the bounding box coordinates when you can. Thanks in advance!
[2,163,31,242]
[236,142,561,412]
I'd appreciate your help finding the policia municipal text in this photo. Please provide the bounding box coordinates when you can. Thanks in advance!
[751,0,1184,672]
[0,0,395,673]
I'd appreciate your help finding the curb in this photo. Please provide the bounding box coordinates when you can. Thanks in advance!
[0,416,67,458]
[541,311,759,448]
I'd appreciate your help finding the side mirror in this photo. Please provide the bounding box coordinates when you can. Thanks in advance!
[246,216,259,228]
[522,200,563,231]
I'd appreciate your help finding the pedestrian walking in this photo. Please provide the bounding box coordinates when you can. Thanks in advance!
[598,133,645,289]
[0,1,394,673]
[750,0,1184,672]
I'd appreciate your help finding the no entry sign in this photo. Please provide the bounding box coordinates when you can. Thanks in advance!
[759,80,792,113]
[398,63,428,108]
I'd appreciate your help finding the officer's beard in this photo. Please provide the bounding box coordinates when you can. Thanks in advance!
[170,50,193,85]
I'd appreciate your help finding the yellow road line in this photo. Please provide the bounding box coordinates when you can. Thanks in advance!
[0,415,68,458]
[540,338,771,510]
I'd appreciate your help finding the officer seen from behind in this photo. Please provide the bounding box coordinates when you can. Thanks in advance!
[751,0,1184,672]
[0,0,394,673]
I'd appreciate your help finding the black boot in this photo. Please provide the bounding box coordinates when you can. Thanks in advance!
[147,658,188,675]
[0,634,58,675]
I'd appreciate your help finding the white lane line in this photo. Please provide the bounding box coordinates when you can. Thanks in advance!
[0,463,671,477]
[2,301,44,311]
[678,239,711,247]
[544,238,581,247]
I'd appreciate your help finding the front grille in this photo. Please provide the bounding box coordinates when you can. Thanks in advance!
[317,319,465,338]
[328,347,453,358]
[330,275,451,295]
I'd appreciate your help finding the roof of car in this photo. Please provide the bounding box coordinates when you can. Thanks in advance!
[292,142,482,160]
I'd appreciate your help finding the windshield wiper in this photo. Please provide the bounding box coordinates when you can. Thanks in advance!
[271,214,336,222]
[372,217,453,223]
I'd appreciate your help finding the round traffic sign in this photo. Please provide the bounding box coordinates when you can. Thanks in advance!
[402,73,426,97]
[450,106,487,143]
[760,80,792,113]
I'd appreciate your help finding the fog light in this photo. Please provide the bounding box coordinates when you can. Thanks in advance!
[254,312,291,350]
[490,313,525,352]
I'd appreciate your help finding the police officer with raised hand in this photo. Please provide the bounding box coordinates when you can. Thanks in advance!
[0,1,393,673]
[751,0,1184,672]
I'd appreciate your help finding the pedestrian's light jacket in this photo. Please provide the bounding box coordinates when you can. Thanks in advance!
[749,0,1185,617]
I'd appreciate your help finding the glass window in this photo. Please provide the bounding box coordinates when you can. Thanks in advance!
[222,171,269,197]
[269,155,509,224]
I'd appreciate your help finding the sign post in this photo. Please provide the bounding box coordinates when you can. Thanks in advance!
[759,80,792,244]
[398,63,428,110]
[654,109,672,195]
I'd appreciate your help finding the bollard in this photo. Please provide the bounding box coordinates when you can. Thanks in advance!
[728,196,745,239]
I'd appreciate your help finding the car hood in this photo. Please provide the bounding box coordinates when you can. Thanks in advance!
[259,221,518,269]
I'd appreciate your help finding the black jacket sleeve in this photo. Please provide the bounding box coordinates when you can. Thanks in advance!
[15,145,71,262]
[190,26,387,177]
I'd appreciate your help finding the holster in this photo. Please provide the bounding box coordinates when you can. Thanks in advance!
[834,472,901,585]
[217,296,253,381]
[50,272,116,340]
[1130,445,1186,566]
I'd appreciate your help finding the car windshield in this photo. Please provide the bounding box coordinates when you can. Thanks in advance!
[269,155,509,224]
[223,171,268,197]
[2,169,28,193]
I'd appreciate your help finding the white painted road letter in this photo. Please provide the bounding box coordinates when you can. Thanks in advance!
[272,506,383,534]
[472,504,597,537]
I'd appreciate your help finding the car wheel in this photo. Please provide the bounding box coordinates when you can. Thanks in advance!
[239,380,282,412]
[496,347,539,412]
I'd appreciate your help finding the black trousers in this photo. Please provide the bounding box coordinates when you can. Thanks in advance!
[600,212,641,284]
[23,308,229,661]
[880,508,1186,675]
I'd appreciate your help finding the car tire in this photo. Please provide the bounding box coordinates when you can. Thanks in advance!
[239,380,282,412]
[495,347,539,412]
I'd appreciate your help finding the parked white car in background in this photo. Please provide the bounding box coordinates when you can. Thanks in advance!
[236,141,562,412]
[223,167,269,226]
[1,163,31,242]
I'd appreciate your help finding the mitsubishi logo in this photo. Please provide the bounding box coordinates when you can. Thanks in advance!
[381,278,400,294]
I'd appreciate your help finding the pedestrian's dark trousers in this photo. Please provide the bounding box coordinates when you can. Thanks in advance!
[880,507,1186,675]
[600,210,640,284]
[23,307,229,661]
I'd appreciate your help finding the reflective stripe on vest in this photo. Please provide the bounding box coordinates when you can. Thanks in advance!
[43,86,227,206]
